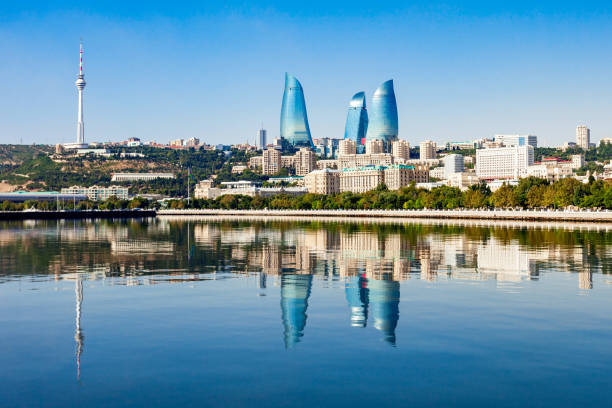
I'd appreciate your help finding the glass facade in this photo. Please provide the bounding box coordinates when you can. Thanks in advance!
[343,92,368,147]
[365,79,398,145]
[280,73,314,147]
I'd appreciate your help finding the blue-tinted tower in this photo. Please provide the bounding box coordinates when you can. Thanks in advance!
[281,274,313,348]
[344,92,368,149]
[365,80,398,147]
[280,73,314,147]
[345,274,369,327]
[369,278,400,345]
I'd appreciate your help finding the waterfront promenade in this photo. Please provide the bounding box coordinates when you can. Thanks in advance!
[157,208,612,222]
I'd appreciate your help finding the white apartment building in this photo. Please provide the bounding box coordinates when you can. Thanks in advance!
[365,139,384,154]
[391,140,410,161]
[294,148,317,176]
[262,149,281,175]
[430,167,445,179]
[111,173,174,182]
[476,145,534,180]
[443,154,465,178]
[494,134,537,148]
[576,125,590,150]
[304,169,341,194]
[61,185,129,201]
[338,139,357,156]
[419,140,437,160]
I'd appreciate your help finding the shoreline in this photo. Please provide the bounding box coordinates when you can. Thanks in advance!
[0,209,156,220]
[156,208,612,223]
[2,208,612,224]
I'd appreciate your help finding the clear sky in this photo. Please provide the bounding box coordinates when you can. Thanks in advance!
[1,1,612,147]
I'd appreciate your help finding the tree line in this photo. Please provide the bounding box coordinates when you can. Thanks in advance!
[166,176,612,210]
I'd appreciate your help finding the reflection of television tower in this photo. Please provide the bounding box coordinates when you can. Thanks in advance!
[75,42,86,145]
[74,276,84,381]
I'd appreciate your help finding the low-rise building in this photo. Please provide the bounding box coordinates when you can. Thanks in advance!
[316,159,338,170]
[446,172,479,190]
[231,165,248,174]
[340,166,386,193]
[304,169,341,194]
[338,153,394,170]
[429,167,445,179]
[111,173,174,182]
[194,179,307,199]
[383,164,429,190]
[61,185,129,201]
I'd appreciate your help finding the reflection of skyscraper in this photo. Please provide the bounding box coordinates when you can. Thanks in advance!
[579,270,593,290]
[365,80,398,148]
[344,92,368,148]
[368,279,400,345]
[345,274,369,327]
[280,73,314,147]
[280,274,313,348]
[74,276,84,380]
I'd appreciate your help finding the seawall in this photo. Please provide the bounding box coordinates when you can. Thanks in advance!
[0,210,156,221]
[156,208,612,222]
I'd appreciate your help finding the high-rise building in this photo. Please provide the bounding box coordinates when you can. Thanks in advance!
[365,139,384,154]
[365,80,398,148]
[294,148,316,176]
[280,73,314,147]
[262,149,282,175]
[494,134,537,148]
[257,128,267,149]
[419,140,437,160]
[576,125,590,150]
[443,154,464,178]
[476,145,534,180]
[338,139,356,156]
[65,43,88,149]
[344,92,368,148]
[391,140,410,161]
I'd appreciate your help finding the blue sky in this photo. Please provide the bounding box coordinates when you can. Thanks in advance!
[1,1,612,146]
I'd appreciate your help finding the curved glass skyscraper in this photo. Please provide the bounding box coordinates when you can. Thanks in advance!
[280,73,314,147]
[365,79,398,145]
[343,92,368,147]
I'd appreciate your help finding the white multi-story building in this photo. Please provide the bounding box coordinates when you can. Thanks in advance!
[338,139,357,156]
[61,185,129,201]
[304,169,341,194]
[576,125,590,150]
[262,149,281,175]
[111,173,174,182]
[494,134,537,148]
[419,140,437,160]
[294,148,316,176]
[391,140,410,161]
[476,145,534,180]
[443,154,464,178]
[365,139,384,154]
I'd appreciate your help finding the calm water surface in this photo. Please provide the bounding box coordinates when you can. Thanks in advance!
[1,217,612,407]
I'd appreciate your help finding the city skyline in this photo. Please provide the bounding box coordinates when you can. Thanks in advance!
[2,2,612,146]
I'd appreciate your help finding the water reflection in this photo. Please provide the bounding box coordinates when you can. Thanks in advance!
[1,218,611,349]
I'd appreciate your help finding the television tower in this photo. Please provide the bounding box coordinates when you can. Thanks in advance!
[75,42,86,145]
